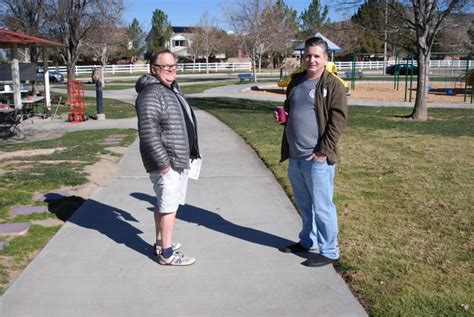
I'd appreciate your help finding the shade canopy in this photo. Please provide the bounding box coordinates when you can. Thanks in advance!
[294,32,342,52]
[0,28,65,111]
[0,28,64,49]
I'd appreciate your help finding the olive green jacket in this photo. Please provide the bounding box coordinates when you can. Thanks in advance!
[280,69,348,164]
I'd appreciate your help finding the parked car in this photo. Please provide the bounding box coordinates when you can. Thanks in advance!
[385,64,418,75]
[36,68,65,82]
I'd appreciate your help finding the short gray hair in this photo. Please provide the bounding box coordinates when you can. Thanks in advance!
[304,37,329,55]
[149,49,176,65]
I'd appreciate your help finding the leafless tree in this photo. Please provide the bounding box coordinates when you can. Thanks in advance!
[339,0,471,120]
[194,11,222,74]
[44,0,124,82]
[263,0,298,69]
[434,13,473,53]
[394,0,470,120]
[0,0,48,62]
[223,0,297,82]
[188,31,202,64]
[319,20,362,55]
[82,16,127,87]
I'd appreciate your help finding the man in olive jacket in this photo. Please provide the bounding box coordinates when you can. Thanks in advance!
[135,49,199,266]
[277,37,347,267]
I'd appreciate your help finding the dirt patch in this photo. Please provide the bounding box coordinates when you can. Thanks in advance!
[349,81,469,103]
[47,151,126,200]
[0,136,130,294]
[250,81,471,104]
[30,218,64,227]
[0,148,67,160]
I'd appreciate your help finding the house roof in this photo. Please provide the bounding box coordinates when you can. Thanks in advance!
[0,28,65,48]
[172,26,197,33]
[294,32,341,52]
[172,35,187,41]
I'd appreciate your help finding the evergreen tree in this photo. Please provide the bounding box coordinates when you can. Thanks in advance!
[299,0,330,39]
[351,1,411,55]
[127,18,145,61]
[149,9,172,52]
[351,0,385,52]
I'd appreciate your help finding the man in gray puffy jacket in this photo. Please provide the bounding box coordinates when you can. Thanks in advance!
[135,49,200,266]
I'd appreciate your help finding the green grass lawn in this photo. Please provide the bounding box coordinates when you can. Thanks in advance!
[180,81,239,94]
[83,97,136,118]
[0,129,137,294]
[52,95,136,119]
[188,97,474,316]
[82,84,135,91]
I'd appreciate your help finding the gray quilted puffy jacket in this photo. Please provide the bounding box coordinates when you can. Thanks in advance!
[135,75,194,173]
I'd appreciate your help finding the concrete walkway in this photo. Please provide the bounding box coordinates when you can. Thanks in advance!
[1,79,469,314]
[52,82,472,109]
[0,106,366,316]
[188,83,472,108]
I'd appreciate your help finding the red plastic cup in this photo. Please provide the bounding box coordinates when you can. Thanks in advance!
[276,106,287,124]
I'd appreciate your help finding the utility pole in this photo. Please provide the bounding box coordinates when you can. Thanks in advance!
[383,0,388,76]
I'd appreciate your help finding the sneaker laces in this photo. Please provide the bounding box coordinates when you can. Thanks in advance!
[162,252,183,264]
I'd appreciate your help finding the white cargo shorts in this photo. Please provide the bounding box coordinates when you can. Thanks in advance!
[149,168,188,213]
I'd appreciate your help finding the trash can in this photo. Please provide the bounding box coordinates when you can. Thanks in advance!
[67,80,87,123]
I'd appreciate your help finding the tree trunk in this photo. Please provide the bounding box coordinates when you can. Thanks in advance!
[410,52,430,121]
[65,37,76,83]
[252,49,258,83]
[67,64,75,83]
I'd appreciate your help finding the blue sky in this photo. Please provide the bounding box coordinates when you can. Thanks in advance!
[123,0,354,31]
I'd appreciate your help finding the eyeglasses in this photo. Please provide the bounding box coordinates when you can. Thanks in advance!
[152,64,178,71]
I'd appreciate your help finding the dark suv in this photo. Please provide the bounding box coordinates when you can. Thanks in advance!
[36,68,65,82]
[385,64,418,75]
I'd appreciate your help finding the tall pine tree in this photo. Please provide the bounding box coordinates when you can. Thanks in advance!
[127,18,145,62]
[148,9,172,53]
[299,0,330,40]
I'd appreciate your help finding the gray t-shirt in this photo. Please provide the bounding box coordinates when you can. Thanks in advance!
[286,77,319,159]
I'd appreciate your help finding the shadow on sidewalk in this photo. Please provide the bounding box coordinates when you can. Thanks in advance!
[63,197,155,261]
[131,192,300,255]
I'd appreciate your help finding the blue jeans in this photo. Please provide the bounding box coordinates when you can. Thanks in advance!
[288,158,339,259]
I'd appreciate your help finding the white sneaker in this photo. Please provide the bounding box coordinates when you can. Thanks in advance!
[159,251,195,266]
[154,242,181,256]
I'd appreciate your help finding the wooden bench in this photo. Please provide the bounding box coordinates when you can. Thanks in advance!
[238,73,254,83]
[344,71,364,79]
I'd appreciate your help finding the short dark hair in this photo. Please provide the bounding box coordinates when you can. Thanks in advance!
[149,49,176,66]
[304,37,329,55]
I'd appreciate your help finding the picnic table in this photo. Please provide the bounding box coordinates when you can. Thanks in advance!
[21,96,45,121]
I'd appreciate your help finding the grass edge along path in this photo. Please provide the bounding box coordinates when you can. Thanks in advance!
[188,97,473,316]
[0,128,137,294]
[50,95,136,119]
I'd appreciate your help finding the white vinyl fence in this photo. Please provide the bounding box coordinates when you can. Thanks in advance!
[52,62,252,76]
[46,60,472,76]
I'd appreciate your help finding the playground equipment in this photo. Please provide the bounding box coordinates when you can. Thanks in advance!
[277,61,351,95]
[455,69,474,88]
[425,52,472,103]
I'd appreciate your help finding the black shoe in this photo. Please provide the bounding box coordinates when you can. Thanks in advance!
[302,254,339,267]
[279,243,309,253]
